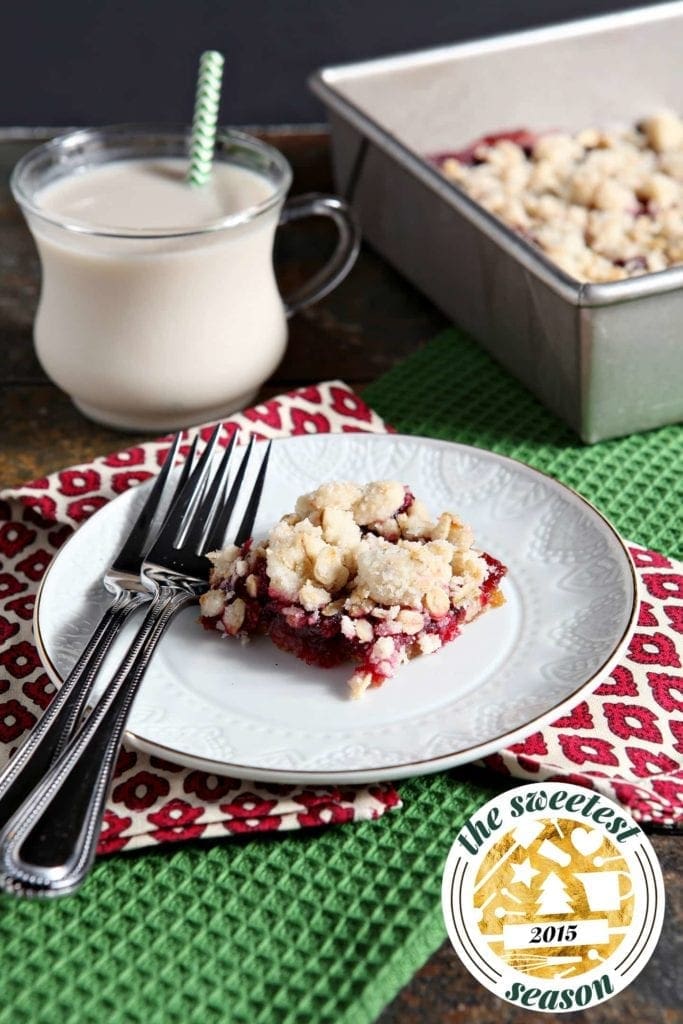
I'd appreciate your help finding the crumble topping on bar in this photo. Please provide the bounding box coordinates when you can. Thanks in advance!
[199,481,506,699]
[437,111,683,283]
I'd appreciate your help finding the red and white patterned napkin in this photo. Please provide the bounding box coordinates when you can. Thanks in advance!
[0,381,680,855]
[0,382,400,854]
[480,542,682,827]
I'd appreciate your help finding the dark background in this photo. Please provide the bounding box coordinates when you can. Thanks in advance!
[0,0,662,127]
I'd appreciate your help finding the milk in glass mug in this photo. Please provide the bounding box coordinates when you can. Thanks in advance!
[12,125,360,430]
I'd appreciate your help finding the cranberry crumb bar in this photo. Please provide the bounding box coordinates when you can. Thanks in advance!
[435,111,683,283]
[199,481,506,699]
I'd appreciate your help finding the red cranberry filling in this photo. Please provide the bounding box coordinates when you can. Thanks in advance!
[202,549,507,684]
[430,129,538,168]
[268,616,353,668]
[481,553,506,601]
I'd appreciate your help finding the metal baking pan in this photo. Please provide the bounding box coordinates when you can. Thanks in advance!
[310,2,683,443]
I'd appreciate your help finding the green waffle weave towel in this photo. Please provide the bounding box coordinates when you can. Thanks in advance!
[365,329,682,561]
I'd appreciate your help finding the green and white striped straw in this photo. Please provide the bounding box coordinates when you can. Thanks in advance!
[187,50,225,187]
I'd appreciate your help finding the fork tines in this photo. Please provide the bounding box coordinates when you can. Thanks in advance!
[167,428,271,556]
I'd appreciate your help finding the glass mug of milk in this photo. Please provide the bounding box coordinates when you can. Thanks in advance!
[11,125,360,431]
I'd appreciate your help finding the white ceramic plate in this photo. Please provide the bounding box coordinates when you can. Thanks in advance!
[35,434,637,783]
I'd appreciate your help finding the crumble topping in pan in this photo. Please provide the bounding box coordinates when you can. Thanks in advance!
[437,111,683,283]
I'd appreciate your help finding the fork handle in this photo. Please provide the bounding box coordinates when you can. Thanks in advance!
[0,587,193,897]
[0,589,149,830]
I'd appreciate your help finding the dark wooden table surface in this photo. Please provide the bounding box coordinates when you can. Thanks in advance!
[1,128,680,1024]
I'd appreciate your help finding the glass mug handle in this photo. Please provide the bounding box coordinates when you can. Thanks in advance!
[278,193,360,318]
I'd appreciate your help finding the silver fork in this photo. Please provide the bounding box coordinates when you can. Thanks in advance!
[0,431,196,830]
[0,427,271,898]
